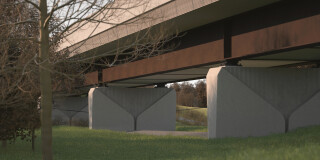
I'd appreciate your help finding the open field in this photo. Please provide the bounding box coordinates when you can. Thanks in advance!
[1,125,320,160]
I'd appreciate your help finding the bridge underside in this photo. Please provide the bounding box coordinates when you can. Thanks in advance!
[54,0,320,138]
[83,0,320,88]
[103,46,320,88]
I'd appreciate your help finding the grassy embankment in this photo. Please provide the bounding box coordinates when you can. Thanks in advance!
[176,105,207,130]
[1,125,320,160]
[175,122,207,132]
[2,106,319,159]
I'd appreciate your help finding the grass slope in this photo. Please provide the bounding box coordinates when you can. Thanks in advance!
[176,105,207,126]
[175,122,207,132]
[1,126,320,160]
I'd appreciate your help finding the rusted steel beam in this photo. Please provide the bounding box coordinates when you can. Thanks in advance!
[100,14,320,83]
[102,40,224,82]
[232,14,320,58]
[230,0,320,58]
[84,0,320,85]
[84,71,98,85]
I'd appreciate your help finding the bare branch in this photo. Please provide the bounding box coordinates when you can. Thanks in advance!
[24,0,40,10]
[1,37,40,43]
[0,20,37,27]
[44,0,60,28]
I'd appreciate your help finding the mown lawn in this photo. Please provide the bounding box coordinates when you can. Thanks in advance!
[1,125,320,160]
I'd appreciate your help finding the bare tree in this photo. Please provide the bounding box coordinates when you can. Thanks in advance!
[0,0,40,150]
[1,0,177,159]
[195,80,206,108]
[170,81,207,108]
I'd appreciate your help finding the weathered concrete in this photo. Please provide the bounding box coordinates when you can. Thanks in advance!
[207,67,320,138]
[207,67,285,138]
[289,91,320,131]
[88,87,176,131]
[52,109,69,125]
[137,90,176,131]
[52,97,88,125]
[72,106,89,126]
[88,88,134,131]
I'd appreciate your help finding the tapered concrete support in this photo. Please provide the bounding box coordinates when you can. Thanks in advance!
[289,92,320,131]
[52,97,88,125]
[88,87,176,131]
[207,67,320,138]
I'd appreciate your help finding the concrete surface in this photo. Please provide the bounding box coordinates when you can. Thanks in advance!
[52,97,88,125]
[289,91,320,131]
[72,106,89,122]
[88,87,176,131]
[137,90,176,131]
[88,88,134,131]
[207,67,320,138]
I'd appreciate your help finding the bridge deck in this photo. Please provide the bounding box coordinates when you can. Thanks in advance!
[83,0,320,88]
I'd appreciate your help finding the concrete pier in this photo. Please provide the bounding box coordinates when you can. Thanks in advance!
[52,97,88,126]
[207,67,320,138]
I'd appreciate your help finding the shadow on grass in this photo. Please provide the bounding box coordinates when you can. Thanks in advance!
[1,126,320,160]
[176,125,207,132]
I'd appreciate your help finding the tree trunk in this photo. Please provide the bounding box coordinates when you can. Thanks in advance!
[13,132,16,144]
[39,0,53,159]
[2,140,6,148]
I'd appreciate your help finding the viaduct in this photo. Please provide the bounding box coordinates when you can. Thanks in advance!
[53,0,320,138]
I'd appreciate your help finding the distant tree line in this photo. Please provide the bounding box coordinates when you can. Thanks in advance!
[169,80,207,108]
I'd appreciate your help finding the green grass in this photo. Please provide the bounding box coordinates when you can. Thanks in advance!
[176,105,207,125]
[176,122,207,132]
[176,105,207,116]
[1,125,320,160]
